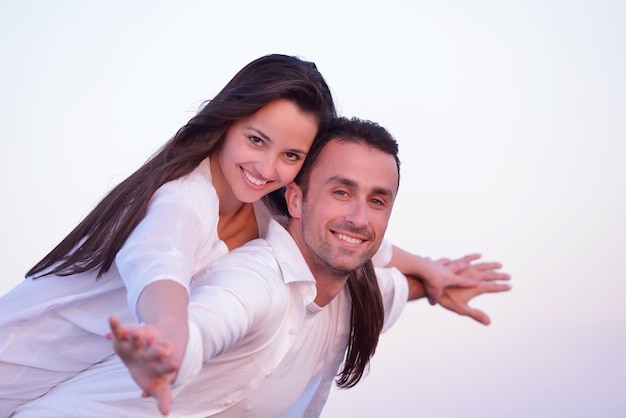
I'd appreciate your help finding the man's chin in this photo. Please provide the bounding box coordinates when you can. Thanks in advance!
[332,258,372,276]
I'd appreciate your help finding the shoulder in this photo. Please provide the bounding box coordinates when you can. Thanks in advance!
[147,159,219,228]
[209,239,278,280]
[191,239,287,315]
[155,159,216,204]
[194,239,282,292]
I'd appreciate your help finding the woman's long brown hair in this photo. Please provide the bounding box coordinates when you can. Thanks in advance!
[337,261,385,388]
[27,54,336,279]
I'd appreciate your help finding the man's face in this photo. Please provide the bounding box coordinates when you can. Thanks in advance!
[287,139,399,278]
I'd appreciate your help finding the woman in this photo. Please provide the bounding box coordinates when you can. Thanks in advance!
[0,53,334,414]
[0,53,482,416]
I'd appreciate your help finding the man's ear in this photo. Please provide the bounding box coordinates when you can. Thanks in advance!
[285,182,303,219]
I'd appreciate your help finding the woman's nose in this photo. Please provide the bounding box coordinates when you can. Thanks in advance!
[257,153,279,180]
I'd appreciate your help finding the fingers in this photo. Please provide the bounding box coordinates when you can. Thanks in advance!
[124,332,180,373]
[478,282,512,294]
[444,262,467,274]
[466,307,491,325]
[441,297,491,325]
[484,271,511,281]
[127,334,175,361]
[152,384,173,416]
[471,261,502,271]
[140,380,174,415]
[108,316,128,341]
[452,301,491,325]
[458,261,511,283]
[450,274,481,288]
[132,332,144,351]
[454,253,482,264]
[108,322,179,416]
[445,254,481,273]
[472,269,510,282]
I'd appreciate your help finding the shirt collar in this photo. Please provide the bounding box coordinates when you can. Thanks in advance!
[264,217,316,288]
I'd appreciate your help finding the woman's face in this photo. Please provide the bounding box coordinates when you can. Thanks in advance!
[214,99,318,204]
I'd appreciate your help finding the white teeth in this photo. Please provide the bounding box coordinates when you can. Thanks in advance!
[336,233,363,245]
[243,169,268,186]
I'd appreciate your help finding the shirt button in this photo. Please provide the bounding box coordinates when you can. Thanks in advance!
[289,328,296,335]
[224,400,233,407]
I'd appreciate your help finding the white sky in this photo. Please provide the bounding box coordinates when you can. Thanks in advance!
[1,1,625,417]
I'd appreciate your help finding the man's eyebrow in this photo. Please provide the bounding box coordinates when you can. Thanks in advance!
[327,176,357,188]
[327,176,395,198]
[372,186,395,199]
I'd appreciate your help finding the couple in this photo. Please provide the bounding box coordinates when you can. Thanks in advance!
[13,117,509,417]
[0,54,509,417]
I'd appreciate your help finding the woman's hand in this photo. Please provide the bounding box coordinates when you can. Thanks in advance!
[108,316,183,416]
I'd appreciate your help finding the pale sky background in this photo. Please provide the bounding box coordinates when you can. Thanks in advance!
[1,1,624,417]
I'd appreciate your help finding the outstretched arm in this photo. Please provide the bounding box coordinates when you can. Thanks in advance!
[112,186,212,410]
[108,256,279,416]
[388,245,484,304]
[108,315,180,416]
[405,256,511,325]
[136,281,189,367]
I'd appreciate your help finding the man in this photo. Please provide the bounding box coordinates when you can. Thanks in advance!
[14,117,510,417]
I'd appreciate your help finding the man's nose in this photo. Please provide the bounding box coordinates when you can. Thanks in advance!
[345,199,368,227]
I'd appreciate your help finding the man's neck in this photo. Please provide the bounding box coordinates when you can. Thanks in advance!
[286,218,351,307]
[313,273,349,307]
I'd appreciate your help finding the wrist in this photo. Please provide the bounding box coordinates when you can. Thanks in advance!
[406,275,427,301]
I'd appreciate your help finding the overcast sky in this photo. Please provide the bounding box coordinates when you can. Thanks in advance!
[1,1,625,417]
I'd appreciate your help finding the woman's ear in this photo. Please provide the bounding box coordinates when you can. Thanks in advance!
[285,182,303,219]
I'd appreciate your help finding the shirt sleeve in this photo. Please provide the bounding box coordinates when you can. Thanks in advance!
[371,237,393,267]
[115,180,219,321]
[174,242,285,386]
[375,266,409,333]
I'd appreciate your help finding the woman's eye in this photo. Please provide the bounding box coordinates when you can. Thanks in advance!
[284,152,301,162]
[249,136,264,146]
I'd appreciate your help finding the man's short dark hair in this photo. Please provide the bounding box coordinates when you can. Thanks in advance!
[294,117,401,197]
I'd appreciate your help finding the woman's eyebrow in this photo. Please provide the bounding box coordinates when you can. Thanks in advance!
[245,126,271,142]
[244,126,309,156]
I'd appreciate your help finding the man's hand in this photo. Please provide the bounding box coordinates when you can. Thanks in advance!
[438,260,511,325]
[418,253,484,305]
[108,316,182,415]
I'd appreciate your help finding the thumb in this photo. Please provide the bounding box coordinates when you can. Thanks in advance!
[427,286,443,305]
[152,385,172,416]
[466,307,491,326]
